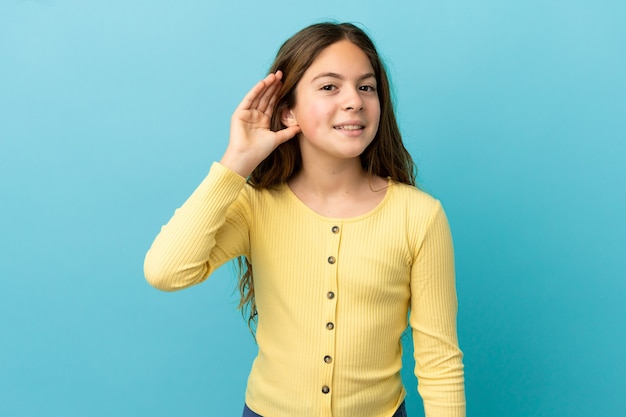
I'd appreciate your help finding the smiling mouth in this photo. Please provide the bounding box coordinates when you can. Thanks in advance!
[334,125,364,131]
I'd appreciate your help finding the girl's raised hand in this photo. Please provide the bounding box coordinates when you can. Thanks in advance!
[220,71,301,177]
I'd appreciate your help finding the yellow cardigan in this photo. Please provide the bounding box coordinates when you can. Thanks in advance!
[144,163,465,417]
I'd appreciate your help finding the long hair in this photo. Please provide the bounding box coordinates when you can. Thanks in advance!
[238,22,417,330]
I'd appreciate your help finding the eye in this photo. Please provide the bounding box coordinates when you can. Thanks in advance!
[360,85,377,92]
[321,84,336,91]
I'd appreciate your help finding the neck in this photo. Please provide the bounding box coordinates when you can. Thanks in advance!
[287,153,389,219]
[291,157,369,197]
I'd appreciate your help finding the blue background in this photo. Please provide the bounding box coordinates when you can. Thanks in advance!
[1,1,624,416]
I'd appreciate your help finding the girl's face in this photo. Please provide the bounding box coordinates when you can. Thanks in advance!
[283,40,381,163]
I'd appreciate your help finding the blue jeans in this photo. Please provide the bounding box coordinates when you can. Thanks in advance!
[242,401,407,417]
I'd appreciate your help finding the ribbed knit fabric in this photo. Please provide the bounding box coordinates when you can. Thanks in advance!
[144,162,465,417]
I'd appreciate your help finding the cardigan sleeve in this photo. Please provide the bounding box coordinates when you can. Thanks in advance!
[410,201,466,417]
[144,162,251,291]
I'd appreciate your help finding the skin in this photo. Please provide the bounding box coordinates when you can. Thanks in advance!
[282,40,381,167]
[221,40,388,218]
[221,70,300,178]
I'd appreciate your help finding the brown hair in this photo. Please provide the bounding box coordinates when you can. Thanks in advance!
[238,22,417,330]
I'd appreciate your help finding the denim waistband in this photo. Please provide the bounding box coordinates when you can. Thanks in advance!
[242,401,407,417]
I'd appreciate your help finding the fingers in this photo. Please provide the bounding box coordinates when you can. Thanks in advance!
[236,79,265,112]
[248,74,274,110]
[257,79,281,115]
[274,124,301,144]
[238,71,283,113]
[265,82,281,117]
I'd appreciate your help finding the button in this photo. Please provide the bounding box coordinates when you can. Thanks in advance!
[326,322,334,330]
[324,355,332,363]
[322,385,330,394]
[327,256,336,264]
[327,291,335,299]
[331,225,340,234]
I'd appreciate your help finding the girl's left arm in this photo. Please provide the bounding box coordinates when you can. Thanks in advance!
[410,201,466,417]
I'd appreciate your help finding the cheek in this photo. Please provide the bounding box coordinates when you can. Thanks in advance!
[371,98,381,117]
[296,102,331,134]
[371,103,381,130]
[371,102,381,117]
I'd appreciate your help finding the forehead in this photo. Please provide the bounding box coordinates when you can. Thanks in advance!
[304,40,374,77]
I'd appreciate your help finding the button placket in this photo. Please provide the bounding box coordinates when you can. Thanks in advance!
[320,222,341,413]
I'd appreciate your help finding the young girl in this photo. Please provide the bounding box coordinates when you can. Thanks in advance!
[144,22,465,417]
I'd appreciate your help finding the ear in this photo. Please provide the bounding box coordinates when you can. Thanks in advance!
[281,108,298,127]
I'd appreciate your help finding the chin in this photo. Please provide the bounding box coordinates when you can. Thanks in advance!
[334,145,371,160]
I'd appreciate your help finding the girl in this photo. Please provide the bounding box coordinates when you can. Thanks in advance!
[144,22,465,417]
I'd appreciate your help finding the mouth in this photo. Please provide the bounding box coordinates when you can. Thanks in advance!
[334,124,365,131]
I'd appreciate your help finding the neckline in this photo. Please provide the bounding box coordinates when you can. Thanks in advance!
[281,178,394,223]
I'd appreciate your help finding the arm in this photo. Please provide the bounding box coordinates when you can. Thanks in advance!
[144,71,300,290]
[410,202,466,417]
[144,163,250,291]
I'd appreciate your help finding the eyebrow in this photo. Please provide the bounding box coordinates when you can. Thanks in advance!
[311,72,376,83]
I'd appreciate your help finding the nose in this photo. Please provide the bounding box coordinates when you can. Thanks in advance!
[342,87,364,111]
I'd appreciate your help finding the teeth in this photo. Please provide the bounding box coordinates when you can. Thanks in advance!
[335,125,363,130]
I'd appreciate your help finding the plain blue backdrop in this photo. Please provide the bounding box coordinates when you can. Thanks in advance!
[1,1,624,416]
